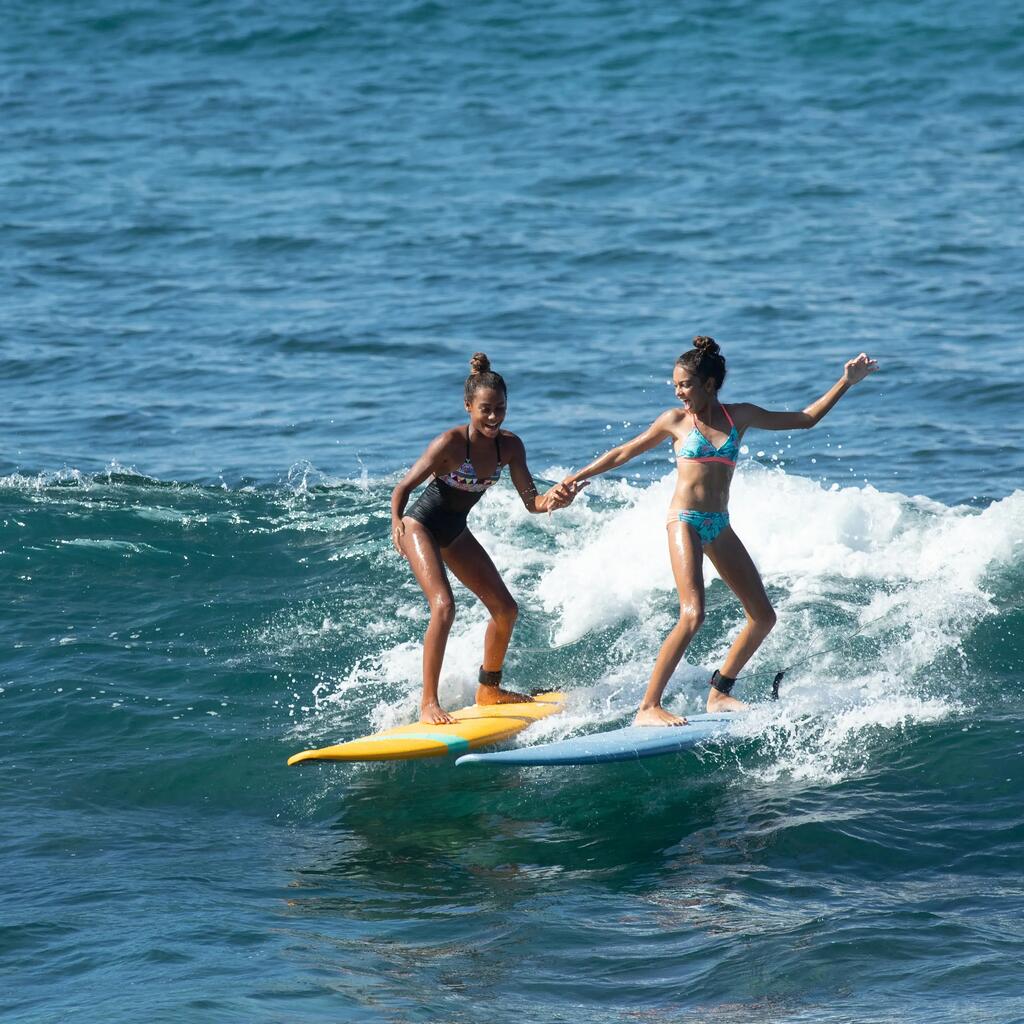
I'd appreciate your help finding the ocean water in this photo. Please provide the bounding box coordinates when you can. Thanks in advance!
[2,1,1023,1021]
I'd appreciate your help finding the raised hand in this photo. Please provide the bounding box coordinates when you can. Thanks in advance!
[843,352,879,384]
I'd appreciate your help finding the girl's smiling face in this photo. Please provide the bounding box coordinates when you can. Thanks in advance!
[465,387,506,437]
[672,367,716,413]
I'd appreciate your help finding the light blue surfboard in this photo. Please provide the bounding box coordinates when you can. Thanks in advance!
[455,712,745,767]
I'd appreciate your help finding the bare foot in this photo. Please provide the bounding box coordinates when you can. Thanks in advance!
[706,690,748,713]
[420,702,455,725]
[476,684,533,706]
[634,705,688,727]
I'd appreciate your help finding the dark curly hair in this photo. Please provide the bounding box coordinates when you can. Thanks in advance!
[676,336,726,391]
[464,352,507,403]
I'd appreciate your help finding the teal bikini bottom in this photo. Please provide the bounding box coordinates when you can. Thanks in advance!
[669,509,730,545]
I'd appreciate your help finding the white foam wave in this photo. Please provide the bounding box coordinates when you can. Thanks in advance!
[536,466,1021,643]
[299,465,1022,782]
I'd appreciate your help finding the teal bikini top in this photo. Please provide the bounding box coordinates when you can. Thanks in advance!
[674,404,741,467]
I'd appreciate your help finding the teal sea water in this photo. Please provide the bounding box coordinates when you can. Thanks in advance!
[2,2,1023,1021]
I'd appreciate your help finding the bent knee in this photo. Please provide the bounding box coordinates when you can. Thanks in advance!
[752,605,777,634]
[430,596,456,629]
[493,597,519,628]
[677,606,705,633]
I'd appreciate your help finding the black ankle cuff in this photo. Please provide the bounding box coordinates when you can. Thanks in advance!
[478,667,503,686]
[710,670,736,696]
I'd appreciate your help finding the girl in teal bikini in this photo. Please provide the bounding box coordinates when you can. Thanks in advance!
[562,337,878,726]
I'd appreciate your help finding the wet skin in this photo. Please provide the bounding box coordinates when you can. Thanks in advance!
[390,387,586,724]
[564,353,878,725]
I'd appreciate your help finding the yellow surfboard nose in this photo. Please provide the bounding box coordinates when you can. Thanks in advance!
[287,692,565,765]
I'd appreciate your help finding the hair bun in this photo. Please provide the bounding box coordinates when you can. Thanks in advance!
[692,335,720,356]
[469,352,491,375]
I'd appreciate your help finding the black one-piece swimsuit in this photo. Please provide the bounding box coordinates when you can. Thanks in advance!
[405,430,502,547]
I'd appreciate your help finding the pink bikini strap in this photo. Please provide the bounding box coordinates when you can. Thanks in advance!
[720,403,735,429]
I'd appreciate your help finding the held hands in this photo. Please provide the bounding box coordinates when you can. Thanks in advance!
[843,353,879,385]
[540,479,588,513]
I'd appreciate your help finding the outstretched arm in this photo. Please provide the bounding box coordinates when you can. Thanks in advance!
[563,411,675,487]
[734,353,878,432]
[505,435,585,513]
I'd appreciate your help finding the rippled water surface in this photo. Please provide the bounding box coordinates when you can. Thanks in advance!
[2,2,1023,1021]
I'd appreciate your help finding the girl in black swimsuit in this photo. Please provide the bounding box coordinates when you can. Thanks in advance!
[391,353,585,725]
[404,424,503,547]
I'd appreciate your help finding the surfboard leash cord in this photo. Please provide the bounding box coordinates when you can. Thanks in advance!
[759,601,902,700]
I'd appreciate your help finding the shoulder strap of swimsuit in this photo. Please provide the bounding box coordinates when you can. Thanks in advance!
[495,432,501,464]
[720,403,735,430]
[465,427,472,461]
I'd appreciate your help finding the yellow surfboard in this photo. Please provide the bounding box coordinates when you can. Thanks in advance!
[287,692,566,765]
